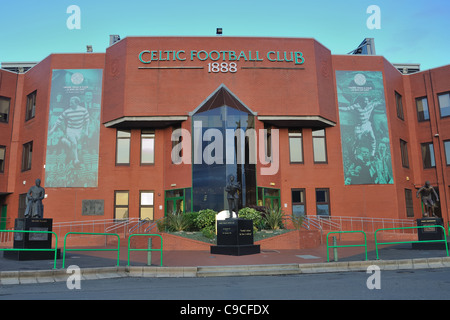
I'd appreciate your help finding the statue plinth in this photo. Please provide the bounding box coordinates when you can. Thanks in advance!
[4,218,61,261]
[210,218,260,256]
[412,218,448,250]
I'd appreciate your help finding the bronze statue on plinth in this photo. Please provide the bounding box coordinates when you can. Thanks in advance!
[225,175,240,219]
[416,181,439,217]
[24,179,45,219]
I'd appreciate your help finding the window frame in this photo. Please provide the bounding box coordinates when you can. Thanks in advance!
[114,190,129,220]
[0,96,11,123]
[315,188,330,217]
[257,186,280,209]
[395,91,404,120]
[400,139,409,168]
[18,193,27,219]
[21,141,33,171]
[115,129,131,165]
[443,139,450,166]
[0,145,5,173]
[312,128,328,164]
[171,125,182,164]
[405,189,414,218]
[288,129,303,163]
[264,124,272,162]
[420,142,436,169]
[291,188,306,217]
[140,129,155,165]
[415,96,430,122]
[437,91,450,119]
[140,190,155,220]
[25,90,37,121]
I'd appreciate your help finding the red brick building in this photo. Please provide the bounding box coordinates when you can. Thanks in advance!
[0,36,449,230]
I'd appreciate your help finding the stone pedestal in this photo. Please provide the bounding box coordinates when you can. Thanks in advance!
[4,218,60,260]
[412,218,448,250]
[210,218,260,256]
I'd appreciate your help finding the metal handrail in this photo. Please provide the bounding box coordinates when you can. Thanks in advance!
[128,218,151,234]
[298,215,417,234]
[144,218,163,233]
[127,234,163,267]
[62,232,121,268]
[326,230,368,262]
[302,216,323,231]
[0,229,59,269]
[314,216,342,230]
[105,218,140,233]
[374,225,449,259]
[55,218,116,227]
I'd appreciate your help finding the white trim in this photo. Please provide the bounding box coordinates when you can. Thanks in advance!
[103,116,188,128]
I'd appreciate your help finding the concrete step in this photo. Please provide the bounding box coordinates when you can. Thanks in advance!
[197,264,301,277]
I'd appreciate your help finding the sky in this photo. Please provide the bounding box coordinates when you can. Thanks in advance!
[0,0,449,71]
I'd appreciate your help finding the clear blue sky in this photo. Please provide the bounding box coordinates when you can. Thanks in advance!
[1,0,449,70]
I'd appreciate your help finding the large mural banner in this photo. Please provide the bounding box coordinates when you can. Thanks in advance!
[336,71,393,185]
[45,69,103,187]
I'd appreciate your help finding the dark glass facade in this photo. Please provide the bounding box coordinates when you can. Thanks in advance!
[192,105,256,212]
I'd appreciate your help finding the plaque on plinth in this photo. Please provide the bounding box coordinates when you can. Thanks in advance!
[210,219,260,256]
[4,218,61,260]
[412,218,448,250]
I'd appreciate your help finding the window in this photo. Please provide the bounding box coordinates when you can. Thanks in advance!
[400,139,409,168]
[0,96,10,123]
[114,191,129,220]
[0,146,5,173]
[288,129,303,163]
[140,191,154,220]
[405,189,414,218]
[165,189,185,215]
[395,91,404,120]
[444,140,450,166]
[312,129,327,163]
[21,141,33,171]
[291,189,306,217]
[141,129,155,164]
[421,142,435,169]
[191,102,257,212]
[18,194,27,219]
[165,188,193,214]
[437,92,450,118]
[25,91,36,121]
[264,124,272,161]
[172,125,182,164]
[257,187,280,209]
[416,97,429,122]
[316,188,330,216]
[116,130,131,165]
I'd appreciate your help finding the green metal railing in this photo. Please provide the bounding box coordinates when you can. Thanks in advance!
[374,225,449,260]
[326,231,368,262]
[62,232,120,268]
[0,229,59,269]
[127,234,163,267]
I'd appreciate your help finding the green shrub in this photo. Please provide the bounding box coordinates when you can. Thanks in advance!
[184,212,200,231]
[201,225,216,239]
[156,212,198,232]
[194,209,217,230]
[156,218,166,232]
[263,206,285,230]
[238,207,263,230]
[165,213,190,232]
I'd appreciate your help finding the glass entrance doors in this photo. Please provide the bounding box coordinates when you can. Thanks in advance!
[192,105,256,212]
[257,187,280,209]
[164,188,192,215]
